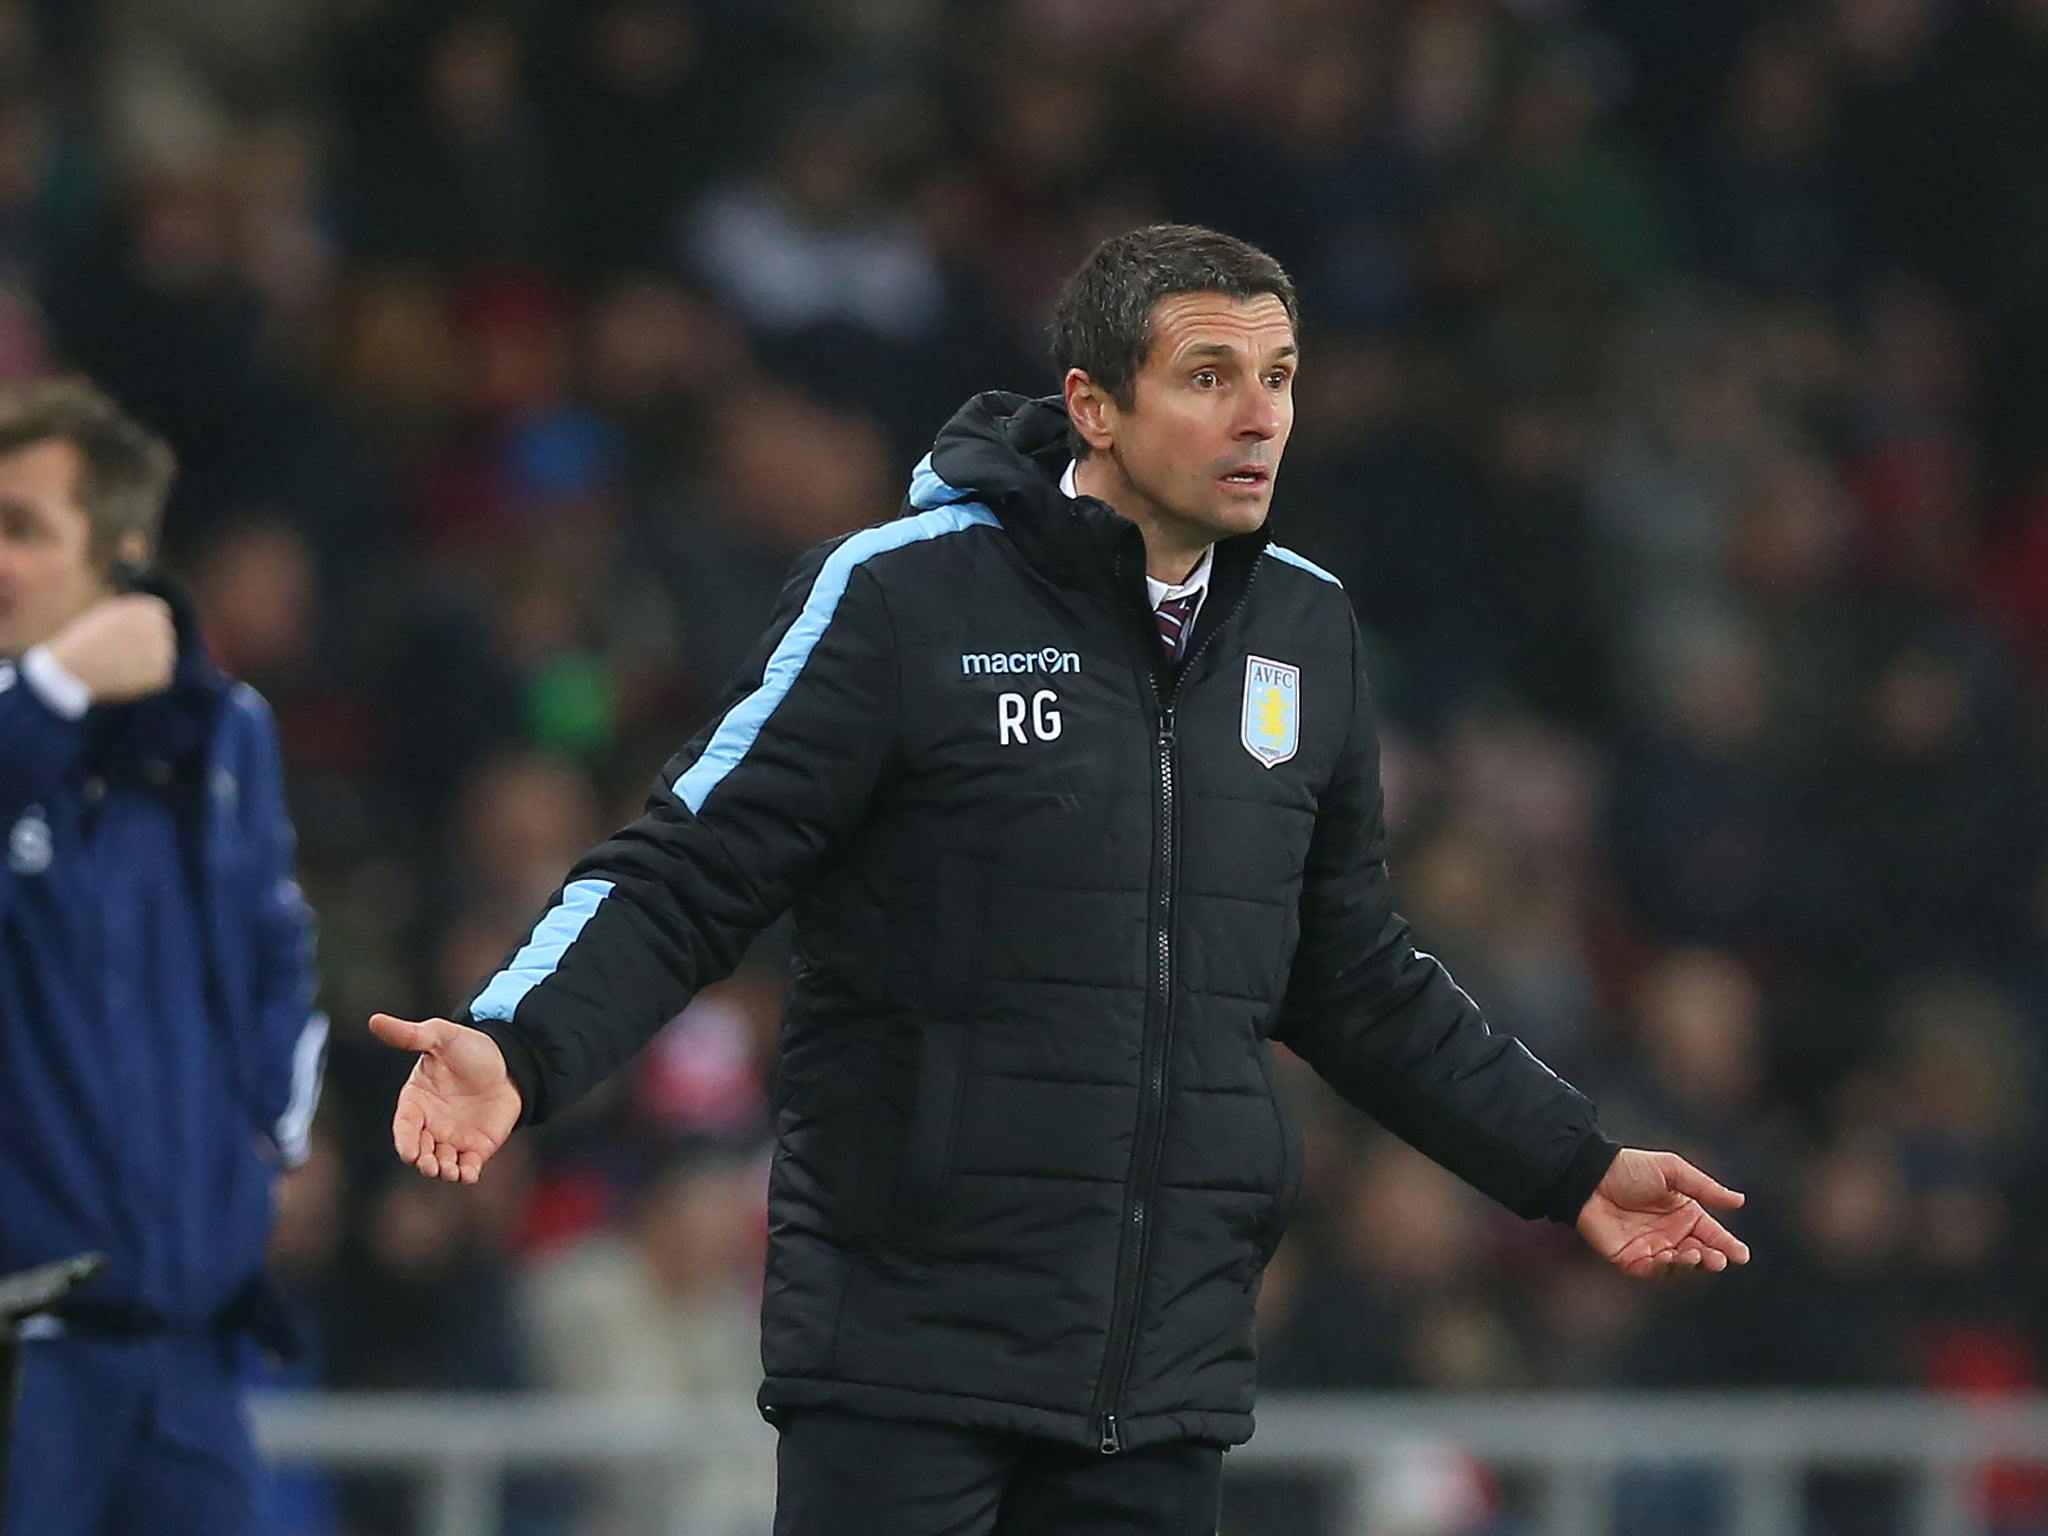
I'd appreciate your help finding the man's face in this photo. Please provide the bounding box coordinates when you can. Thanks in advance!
[1087,291,1298,546]
[0,439,107,658]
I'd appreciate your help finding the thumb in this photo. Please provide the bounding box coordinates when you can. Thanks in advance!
[368,1012,455,1054]
[1660,1153,1745,1210]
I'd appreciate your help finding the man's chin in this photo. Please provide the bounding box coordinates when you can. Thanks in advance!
[1201,495,1273,539]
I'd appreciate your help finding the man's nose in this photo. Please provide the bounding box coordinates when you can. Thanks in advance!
[1234,391,1282,441]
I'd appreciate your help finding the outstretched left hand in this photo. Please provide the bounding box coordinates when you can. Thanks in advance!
[1577,1147,1751,1279]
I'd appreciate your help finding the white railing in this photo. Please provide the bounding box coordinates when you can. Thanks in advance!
[254,1391,2047,1536]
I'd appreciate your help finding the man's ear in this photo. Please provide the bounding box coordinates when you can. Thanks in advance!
[105,531,152,591]
[1063,368,1118,455]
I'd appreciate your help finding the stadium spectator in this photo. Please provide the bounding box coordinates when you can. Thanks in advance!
[522,1153,768,1534]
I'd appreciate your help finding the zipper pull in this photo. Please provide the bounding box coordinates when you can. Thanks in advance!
[1099,1413,1123,1455]
[1158,706,1176,746]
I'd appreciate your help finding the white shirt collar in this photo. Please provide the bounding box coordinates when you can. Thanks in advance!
[1059,460,1215,609]
[1146,545,1212,609]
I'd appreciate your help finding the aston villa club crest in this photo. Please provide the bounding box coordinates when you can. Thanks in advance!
[1241,656,1300,768]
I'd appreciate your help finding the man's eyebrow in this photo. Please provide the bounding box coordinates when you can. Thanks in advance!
[1176,341,1300,362]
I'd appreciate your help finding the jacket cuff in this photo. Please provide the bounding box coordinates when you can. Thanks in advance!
[462,1013,548,1128]
[1544,1131,1621,1224]
[20,645,93,719]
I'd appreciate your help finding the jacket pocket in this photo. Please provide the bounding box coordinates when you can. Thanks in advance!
[1249,1040,1303,1273]
[896,1019,967,1215]
[890,857,984,1223]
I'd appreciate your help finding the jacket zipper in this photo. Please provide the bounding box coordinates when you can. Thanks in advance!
[1092,685,1174,1456]
[1092,558,1260,1455]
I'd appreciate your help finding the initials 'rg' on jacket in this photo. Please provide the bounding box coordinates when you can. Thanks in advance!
[467,392,1619,1454]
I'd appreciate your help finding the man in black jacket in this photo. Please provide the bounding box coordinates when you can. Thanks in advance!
[372,225,1748,1535]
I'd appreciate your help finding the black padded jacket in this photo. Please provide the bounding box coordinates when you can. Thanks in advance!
[464,392,1619,1454]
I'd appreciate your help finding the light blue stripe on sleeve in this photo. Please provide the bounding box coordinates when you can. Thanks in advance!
[1265,542,1343,587]
[673,504,998,813]
[470,878,616,1022]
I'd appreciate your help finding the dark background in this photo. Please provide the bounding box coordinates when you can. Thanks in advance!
[8,1,2048,1531]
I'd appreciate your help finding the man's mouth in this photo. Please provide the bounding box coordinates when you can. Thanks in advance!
[1219,465,1271,488]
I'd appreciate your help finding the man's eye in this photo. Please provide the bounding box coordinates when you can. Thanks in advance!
[1265,371,1292,389]
[1193,370,1218,389]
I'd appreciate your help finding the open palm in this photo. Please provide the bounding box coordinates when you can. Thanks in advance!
[1577,1147,1751,1280]
[369,1013,523,1183]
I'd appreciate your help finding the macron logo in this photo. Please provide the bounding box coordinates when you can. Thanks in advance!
[961,648,1082,676]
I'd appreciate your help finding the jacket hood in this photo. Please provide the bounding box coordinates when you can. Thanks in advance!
[919,391,1072,525]
[908,392,1271,612]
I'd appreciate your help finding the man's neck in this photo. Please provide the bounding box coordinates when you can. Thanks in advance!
[1071,453,1213,586]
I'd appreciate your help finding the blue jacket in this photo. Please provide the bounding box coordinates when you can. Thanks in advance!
[0,584,323,1330]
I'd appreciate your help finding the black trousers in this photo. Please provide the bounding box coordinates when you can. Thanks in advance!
[773,1409,1223,1536]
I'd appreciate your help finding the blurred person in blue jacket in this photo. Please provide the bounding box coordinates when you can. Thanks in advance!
[0,379,325,1536]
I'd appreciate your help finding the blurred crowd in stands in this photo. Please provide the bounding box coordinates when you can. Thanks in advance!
[11,0,2048,1529]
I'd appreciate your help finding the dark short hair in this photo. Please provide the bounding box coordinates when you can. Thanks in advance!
[0,377,175,561]
[1052,224,1299,420]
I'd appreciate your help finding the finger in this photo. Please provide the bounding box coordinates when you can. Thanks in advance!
[416,1124,440,1180]
[369,1012,426,1052]
[370,1012,455,1055]
[457,1149,484,1184]
[1623,1247,1676,1281]
[438,1146,461,1182]
[1686,1210,1752,1265]
[1660,1154,1745,1210]
[1610,1233,1663,1275]
[392,1100,423,1164]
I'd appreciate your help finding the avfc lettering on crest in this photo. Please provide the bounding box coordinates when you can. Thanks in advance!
[1241,656,1300,768]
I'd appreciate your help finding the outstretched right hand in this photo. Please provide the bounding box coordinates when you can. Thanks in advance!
[368,1014,523,1184]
